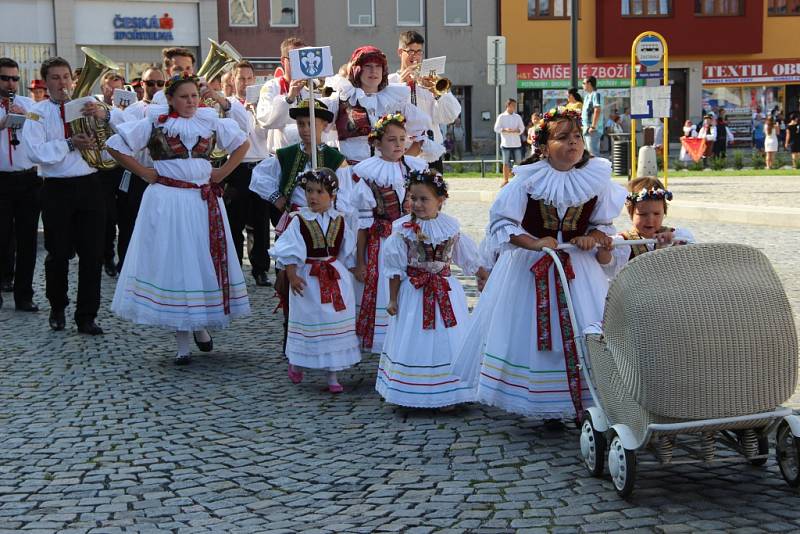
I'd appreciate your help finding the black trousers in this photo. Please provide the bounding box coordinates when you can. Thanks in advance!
[41,173,105,322]
[1,231,14,284]
[224,162,269,275]
[0,170,41,304]
[117,173,148,269]
[97,167,125,265]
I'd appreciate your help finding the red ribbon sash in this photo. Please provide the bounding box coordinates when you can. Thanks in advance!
[155,176,231,314]
[407,266,457,330]
[355,219,393,349]
[306,257,346,312]
[158,110,180,123]
[531,251,583,418]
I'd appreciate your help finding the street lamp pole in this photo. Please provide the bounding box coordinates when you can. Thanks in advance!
[570,0,578,88]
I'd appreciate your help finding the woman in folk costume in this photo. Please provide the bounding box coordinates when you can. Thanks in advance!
[333,45,443,166]
[106,74,251,365]
[351,113,428,353]
[270,169,360,393]
[377,170,486,408]
[450,107,626,424]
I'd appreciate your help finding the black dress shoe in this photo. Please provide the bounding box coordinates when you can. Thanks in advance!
[193,331,213,352]
[253,271,272,287]
[49,309,66,331]
[77,321,104,336]
[15,301,39,312]
[104,261,118,278]
[174,353,192,365]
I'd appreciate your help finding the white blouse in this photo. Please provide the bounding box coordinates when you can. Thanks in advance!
[269,206,357,269]
[352,155,428,229]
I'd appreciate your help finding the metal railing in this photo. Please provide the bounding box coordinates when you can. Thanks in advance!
[441,158,503,177]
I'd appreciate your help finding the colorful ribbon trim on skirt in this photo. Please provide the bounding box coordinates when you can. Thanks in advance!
[306,257,346,312]
[156,176,231,314]
[355,218,393,349]
[531,251,582,418]
[407,266,456,330]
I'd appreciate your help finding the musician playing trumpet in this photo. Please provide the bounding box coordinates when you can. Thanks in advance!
[21,57,111,335]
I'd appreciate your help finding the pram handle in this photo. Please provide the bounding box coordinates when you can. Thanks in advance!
[555,238,657,251]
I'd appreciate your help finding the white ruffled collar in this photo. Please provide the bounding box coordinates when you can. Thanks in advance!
[338,80,410,113]
[352,155,427,189]
[512,157,613,211]
[394,212,460,246]
[295,206,342,224]
[146,105,218,150]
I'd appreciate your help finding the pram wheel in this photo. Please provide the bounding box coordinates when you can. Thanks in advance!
[776,420,800,487]
[608,431,637,497]
[748,436,769,467]
[580,412,606,477]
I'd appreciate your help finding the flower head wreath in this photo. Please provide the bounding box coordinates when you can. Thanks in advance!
[530,106,583,158]
[298,168,339,195]
[164,72,199,94]
[404,169,449,198]
[626,187,673,204]
[368,112,406,143]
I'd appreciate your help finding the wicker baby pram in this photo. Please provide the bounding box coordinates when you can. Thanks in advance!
[545,242,800,497]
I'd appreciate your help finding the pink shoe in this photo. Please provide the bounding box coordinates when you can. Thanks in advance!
[287,365,303,384]
[328,383,344,394]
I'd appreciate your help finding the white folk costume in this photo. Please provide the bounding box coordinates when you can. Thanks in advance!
[451,158,626,419]
[602,227,695,279]
[351,155,427,352]
[376,213,481,407]
[105,106,250,329]
[269,207,361,371]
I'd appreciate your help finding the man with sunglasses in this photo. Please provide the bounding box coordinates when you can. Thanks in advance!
[389,30,461,172]
[0,57,40,313]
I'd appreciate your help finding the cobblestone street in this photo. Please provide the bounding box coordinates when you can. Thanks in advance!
[1,194,799,533]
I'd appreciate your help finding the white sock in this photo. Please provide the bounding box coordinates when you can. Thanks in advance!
[194,329,211,342]
[327,371,340,386]
[176,331,191,356]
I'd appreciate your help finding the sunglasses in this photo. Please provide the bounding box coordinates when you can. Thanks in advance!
[0,75,20,82]
[145,80,166,87]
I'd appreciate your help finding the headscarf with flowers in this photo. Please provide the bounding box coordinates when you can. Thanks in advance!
[529,106,583,159]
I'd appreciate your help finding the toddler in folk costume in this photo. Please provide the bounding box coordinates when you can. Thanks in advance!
[351,113,428,354]
[596,176,695,278]
[269,169,361,393]
[377,170,488,408]
[450,107,626,424]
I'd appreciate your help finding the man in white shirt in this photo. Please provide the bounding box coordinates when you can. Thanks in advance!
[388,30,461,172]
[494,98,525,185]
[22,57,112,335]
[0,57,39,312]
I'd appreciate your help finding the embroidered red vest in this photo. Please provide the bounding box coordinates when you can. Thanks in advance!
[521,196,598,242]
[335,99,372,141]
[298,215,345,258]
[405,235,457,273]
[368,181,402,222]
[148,126,216,160]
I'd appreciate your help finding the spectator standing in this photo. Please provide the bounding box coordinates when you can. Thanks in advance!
[493,98,526,185]
[581,76,603,156]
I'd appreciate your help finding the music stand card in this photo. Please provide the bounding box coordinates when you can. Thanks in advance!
[419,56,446,77]
[113,89,137,108]
[64,96,98,123]
[245,84,261,104]
[5,113,26,129]
[288,46,334,81]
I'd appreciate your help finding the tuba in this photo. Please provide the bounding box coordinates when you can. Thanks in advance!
[70,46,120,170]
[197,39,242,161]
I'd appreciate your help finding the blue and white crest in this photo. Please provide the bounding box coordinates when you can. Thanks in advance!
[299,48,324,77]
[288,46,334,80]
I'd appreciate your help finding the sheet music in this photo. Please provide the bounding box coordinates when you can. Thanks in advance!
[5,113,26,129]
[113,89,137,108]
[245,84,261,104]
[419,56,446,77]
[64,96,98,123]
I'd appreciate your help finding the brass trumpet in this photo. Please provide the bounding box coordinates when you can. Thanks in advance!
[412,63,451,97]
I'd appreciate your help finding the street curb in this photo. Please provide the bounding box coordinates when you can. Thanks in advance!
[448,190,800,228]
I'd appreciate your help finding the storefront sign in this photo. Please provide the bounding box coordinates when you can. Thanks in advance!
[74,1,199,47]
[703,59,800,85]
[517,63,631,89]
[113,13,174,41]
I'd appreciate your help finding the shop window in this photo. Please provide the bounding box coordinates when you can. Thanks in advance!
[229,0,258,27]
[622,0,672,16]
[0,43,54,98]
[397,0,424,26]
[348,0,375,26]
[445,0,471,25]
[694,0,744,16]
[528,0,576,19]
[768,0,800,15]
[270,0,298,27]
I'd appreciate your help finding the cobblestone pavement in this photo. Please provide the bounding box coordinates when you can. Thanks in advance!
[1,201,799,533]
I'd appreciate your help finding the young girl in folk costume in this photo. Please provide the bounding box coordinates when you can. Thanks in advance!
[597,177,694,279]
[106,74,251,365]
[269,169,360,393]
[377,170,487,408]
[351,113,428,353]
[450,107,626,423]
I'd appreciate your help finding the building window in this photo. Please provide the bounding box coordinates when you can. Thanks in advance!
[768,0,800,15]
[229,0,258,26]
[445,0,471,25]
[694,0,743,15]
[527,0,574,19]
[0,43,54,99]
[348,0,375,26]
[621,0,671,16]
[270,0,298,27]
[397,0,424,26]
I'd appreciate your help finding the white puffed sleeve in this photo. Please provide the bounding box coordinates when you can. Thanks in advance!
[452,233,482,276]
[418,137,446,162]
[249,156,281,204]
[432,92,462,126]
[105,117,153,157]
[601,236,630,279]
[588,181,627,236]
[355,179,376,230]
[269,216,307,267]
[333,164,356,215]
[401,99,432,141]
[22,111,70,166]
[108,107,129,130]
[215,117,248,153]
[487,176,531,245]
[339,216,358,269]
[674,227,695,244]
[255,81,291,130]
[382,232,409,280]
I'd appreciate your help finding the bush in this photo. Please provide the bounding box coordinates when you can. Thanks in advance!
[751,150,765,169]
[672,158,685,171]
[774,152,787,169]
[795,157,800,170]
[709,156,727,171]
[732,150,744,170]
[689,159,705,171]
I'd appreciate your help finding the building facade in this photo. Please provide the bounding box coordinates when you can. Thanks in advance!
[2,0,218,94]
[503,0,800,145]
